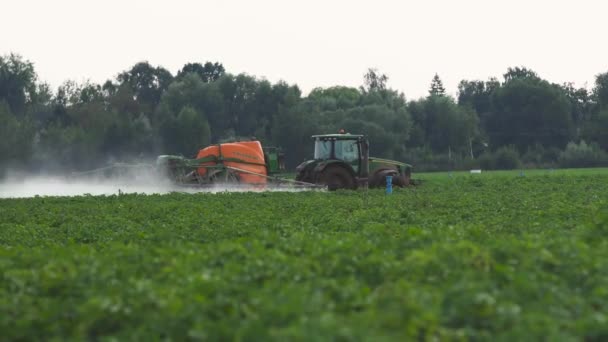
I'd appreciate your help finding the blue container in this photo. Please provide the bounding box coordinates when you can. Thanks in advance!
[385,175,393,195]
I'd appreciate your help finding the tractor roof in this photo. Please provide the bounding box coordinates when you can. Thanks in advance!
[312,134,365,140]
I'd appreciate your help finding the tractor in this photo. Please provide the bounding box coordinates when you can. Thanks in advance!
[295,133,412,190]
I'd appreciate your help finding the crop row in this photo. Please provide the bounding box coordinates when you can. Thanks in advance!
[1,174,607,340]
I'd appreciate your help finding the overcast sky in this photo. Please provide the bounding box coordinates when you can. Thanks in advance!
[1,0,606,99]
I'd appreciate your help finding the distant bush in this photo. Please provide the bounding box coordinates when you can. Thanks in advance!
[478,146,521,170]
[558,141,608,168]
[401,142,608,172]
[402,147,479,172]
[521,144,559,168]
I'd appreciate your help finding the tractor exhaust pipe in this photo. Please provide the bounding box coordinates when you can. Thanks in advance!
[360,137,370,179]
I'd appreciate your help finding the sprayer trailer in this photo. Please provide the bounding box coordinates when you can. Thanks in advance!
[154,141,321,189]
[73,140,319,189]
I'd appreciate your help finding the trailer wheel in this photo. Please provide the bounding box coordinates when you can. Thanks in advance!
[316,165,356,191]
[209,169,240,184]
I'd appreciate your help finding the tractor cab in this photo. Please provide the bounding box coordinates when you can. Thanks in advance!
[312,134,368,176]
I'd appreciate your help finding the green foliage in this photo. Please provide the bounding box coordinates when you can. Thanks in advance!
[1,173,608,339]
[362,68,388,92]
[409,95,477,155]
[0,53,38,115]
[0,102,35,169]
[594,72,608,109]
[502,66,539,83]
[272,102,320,166]
[488,76,574,151]
[35,124,96,170]
[428,73,446,96]
[521,144,560,168]
[116,62,173,113]
[479,146,521,170]
[1,52,608,173]
[308,86,361,110]
[160,106,211,156]
[402,146,478,171]
[558,141,608,168]
[583,109,608,151]
[177,62,225,83]
[457,79,498,115]
[561,82,592,127]
[339,104,411,159]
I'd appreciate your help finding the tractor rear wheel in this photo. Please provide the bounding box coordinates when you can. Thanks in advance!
[316,165,356,191]
[295,169,313,184]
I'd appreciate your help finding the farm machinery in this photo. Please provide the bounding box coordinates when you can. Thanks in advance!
[75,140,315,189]
[155,141,288,187]
[75,132,412,191]
[296,133,412,190]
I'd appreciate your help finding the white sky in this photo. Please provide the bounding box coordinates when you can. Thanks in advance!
[1,0,606,99]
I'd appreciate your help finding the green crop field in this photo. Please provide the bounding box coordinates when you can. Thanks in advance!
[1,170,608,340]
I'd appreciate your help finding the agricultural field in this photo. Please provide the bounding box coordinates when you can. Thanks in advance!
[1,170,608,340]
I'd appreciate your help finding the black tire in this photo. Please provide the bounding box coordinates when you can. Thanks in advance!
[295,169,313,184]
[316,165,356,191]
[392,174,407,187]
[369,169,401,188]
[403,167,412,186]
[370,168,408,188]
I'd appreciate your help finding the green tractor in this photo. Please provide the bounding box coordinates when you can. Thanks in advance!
[295,133,412,190]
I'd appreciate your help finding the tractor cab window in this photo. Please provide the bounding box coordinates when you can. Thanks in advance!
[314,139,332,159]
[334,140,358,162]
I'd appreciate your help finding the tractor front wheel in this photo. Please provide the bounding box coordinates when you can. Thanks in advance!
[316,166,356,191]
[370,168,408,188]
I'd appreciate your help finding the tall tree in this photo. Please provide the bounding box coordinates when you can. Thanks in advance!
[157,72,226,141]
[0,54,38,115]
[272,101,320,167]
[416,96,477,155]
[308,86,361,111]
[488,76,573,151]
[503,66,539,83]
[362,68,388,92]
[593,72,608,110]
[429,73,446,96]
[177,62,225,83]
[583,109,608,151]
[216,74,259,139]
[159,106,211,156]
[457,78,499,114]
[116,62,173,112]
[561,82,592,135]
[0,102,35,168]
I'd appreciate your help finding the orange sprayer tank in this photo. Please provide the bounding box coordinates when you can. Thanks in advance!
[196,141,267,184]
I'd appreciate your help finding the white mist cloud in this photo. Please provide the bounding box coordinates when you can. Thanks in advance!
[0,174,321,198]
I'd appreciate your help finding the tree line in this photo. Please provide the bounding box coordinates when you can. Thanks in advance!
[1,53,607,175]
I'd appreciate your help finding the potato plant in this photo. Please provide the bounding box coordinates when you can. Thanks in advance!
[1,171,608,340]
